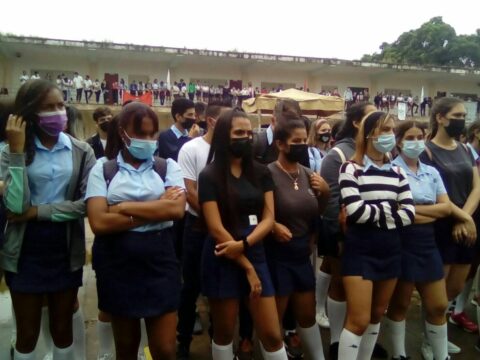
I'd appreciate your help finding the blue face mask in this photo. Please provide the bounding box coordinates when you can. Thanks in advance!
[372,134,396,154]
[123,132,157,160]
[402,140,425,159]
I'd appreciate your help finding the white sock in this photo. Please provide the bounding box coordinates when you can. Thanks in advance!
[259,341,288,360]
[38,306,53,354]
[425,322,448,360]
[327,297,346,344]
[357,323,380,360]
[298,323,325,360]
[338,328,361,360]
[11,303,17,347]
[138,319,147,356]
[454,278,473,314]
[72,308,85,360]
[96,319,114,356]
[212,341,233,360]
[384,317,406,358]
[53,343,74,360]
[13,348,35,360]
[316,270,331,314]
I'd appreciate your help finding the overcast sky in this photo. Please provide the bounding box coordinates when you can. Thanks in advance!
[1,0,478,60]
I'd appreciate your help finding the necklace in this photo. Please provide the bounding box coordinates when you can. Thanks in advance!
[276,161,300,190]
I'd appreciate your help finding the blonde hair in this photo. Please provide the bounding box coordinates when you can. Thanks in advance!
[307,118,330,147]
[352,111,394,165]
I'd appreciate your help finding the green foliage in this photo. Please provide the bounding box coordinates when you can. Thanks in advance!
[362,17,480,68]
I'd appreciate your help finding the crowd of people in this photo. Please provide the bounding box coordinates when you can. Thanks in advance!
[1,78,480,360]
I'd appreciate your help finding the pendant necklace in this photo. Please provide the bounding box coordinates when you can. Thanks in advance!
[276,161,300,190]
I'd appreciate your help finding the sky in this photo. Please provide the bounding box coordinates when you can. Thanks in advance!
[1,0,478,60]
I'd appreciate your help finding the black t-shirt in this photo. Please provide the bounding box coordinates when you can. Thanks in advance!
[198,163,274,237]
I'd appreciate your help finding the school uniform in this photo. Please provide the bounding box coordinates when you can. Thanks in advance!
[86,133,105,159]
[392,155,446,282]
[1,133,96,292]
[339,156,415,280]
[198,163,275,299]
[157,125,191,162]
[85,153,185,318]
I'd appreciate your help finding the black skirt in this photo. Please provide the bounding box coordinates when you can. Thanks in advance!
[434,217,475,265]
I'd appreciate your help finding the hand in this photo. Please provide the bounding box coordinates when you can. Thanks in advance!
[7,206,37,223]
[309,173,325,194]
[452,218,477,246]
[188,124,201,138]
[160,186,184,201]
[246,267,262,299]
[6,114,26,153]
[215,240,244,260]
[272,222,292,242]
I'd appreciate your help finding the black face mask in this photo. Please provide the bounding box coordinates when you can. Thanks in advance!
[182,117,196,131]
[285,144,308,163]
[198,121,207,131]
[317,132,331,144]
[444,119,465,138]
[229,137,252,158]
[98,121,110,132]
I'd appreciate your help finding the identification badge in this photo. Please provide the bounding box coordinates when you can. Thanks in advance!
[249,215,258,226]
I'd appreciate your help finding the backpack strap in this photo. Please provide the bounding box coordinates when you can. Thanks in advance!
[332,146,347,163]
[103,157,168,189]
[152,156,168,183]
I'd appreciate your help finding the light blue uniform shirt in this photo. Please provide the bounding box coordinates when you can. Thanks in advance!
[364,155,393,172]
[171,124,188,139]
[266,126,274,145]
[467,143,479,162]
[392,155,447,205]
[27,133,73,206]
[86,152,185,232]
[308,147,323,173]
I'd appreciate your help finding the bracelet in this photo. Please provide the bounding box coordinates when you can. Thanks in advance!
[242,236,249,251]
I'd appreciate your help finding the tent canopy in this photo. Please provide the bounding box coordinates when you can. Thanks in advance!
[242,88,344,117]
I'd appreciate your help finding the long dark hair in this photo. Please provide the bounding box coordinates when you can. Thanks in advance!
[105,102,159,160]
[429,97,463,139]
[336,102,373,141]
[13,79,59,165]
[207,108,259,237]
[0,99,15,143]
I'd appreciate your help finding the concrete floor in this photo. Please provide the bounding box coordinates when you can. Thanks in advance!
[1,224,479,359]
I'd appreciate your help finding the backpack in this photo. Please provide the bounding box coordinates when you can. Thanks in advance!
[103,156,168,188]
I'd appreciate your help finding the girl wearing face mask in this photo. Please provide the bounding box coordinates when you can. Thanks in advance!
[307,119,332,173]
[337,111,415,360]
[384,121,451,360]
[266,117,329,360]
[419,97,480,354]
[198,109,287,360]
[86,102,187,359]
[1,80,96,360]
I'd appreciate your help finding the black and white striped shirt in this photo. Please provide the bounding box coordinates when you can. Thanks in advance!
[339,157,415,230]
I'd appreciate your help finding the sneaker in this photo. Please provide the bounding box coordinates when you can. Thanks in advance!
[176,343,190,360]
[372,343,388,359]
[421,341,434,360]
[284,332,304,359]
[475,338,480,352]
[447,301,456,314]
[193,313,203,335]
[137,352,146,360]
[447,340,461,354]
[449,312,479,333]
[315,311,330,328]
[329,342,339,360]
[98,354,114,360]
[235,338,253,360]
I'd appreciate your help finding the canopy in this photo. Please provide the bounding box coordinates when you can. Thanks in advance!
[242,88,344,117]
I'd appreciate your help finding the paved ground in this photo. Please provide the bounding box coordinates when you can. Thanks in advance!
[1,223,479,359]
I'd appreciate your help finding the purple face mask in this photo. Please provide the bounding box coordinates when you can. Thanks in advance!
[37,110,68,136]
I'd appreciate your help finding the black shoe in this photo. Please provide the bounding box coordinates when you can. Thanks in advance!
[284,332,304,359]
[373,343,388,359]
[329,342,339,360]
[176,343,190,360]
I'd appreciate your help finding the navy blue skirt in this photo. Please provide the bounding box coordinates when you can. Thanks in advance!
[399,223,444,282]
[5,222,82,293]
[266,234,315,296]
[435,217,474,264]
[201,227,275,299]
[342,224,401,281]
[92,228,180,318]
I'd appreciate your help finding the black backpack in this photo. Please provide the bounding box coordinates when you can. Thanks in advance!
[103,156,168,188]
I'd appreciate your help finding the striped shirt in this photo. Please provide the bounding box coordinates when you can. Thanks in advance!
[339,156,415,230]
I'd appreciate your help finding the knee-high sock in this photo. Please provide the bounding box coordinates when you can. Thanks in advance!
[11,303,17,346]
[52,343,74,360]
[212,341,234,360]
[338,328,361,360]
[13,349,35,360]
[357,323,380,360]
[327,297,346,344]
[138,319,147,356]
[259,342,288,360]
[454,278,473,314]
[316,270,331,314]
[96,319,114,356]
[298,323,325,360]
[425,322,448,360]
[38,307,53,354]
[72,308,85,360]
[384,317,406,358]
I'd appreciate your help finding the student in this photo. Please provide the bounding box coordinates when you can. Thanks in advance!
[337,111,415,360]
[86,102,186,360]
[176,102,230,360]
[198,108,287,360]
[1,79,96,360]
[267,117,330,360]
[419,97,480,357]
[385,121,451,360]
[86,107,113,159]
[306,118,332,173]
